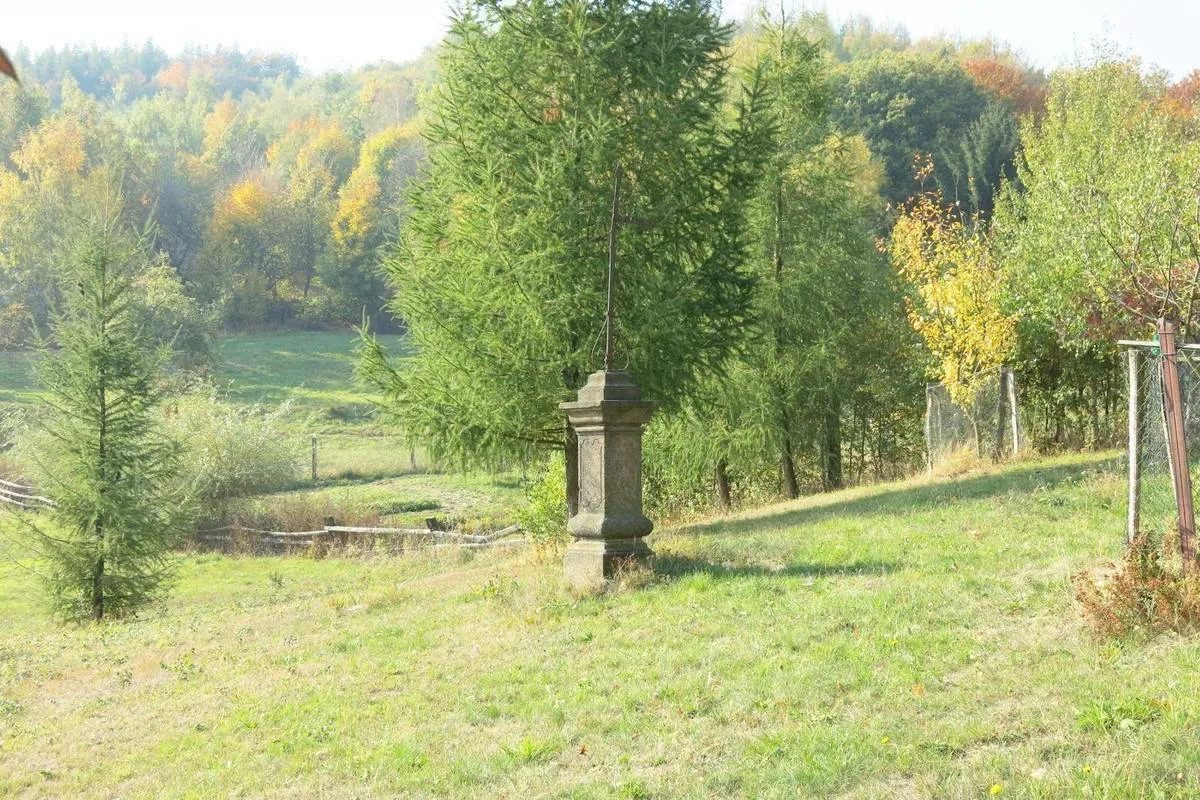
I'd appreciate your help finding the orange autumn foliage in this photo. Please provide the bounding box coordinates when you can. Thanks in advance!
[963,58,1046,116]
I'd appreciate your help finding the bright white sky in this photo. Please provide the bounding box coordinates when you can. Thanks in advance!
[7,0,1199,79]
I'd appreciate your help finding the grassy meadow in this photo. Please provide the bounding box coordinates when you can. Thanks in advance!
[3,451,1200,798]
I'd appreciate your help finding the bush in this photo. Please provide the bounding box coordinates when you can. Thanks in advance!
[162,392,301,517]
[1073,531,1200,638]
[0,303,32,350]
[516,451,569,548]
[233,491,381,533]
[131,256,216,370]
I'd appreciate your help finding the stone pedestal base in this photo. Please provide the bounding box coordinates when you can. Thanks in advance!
[563,537,653,590]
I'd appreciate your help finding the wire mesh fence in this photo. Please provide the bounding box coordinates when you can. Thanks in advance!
[1126,344,1200,542]
[1129,348,1172,540]
[925,368,1023,470]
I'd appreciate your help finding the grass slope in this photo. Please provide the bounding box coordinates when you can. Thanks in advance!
[4,452,1198,798]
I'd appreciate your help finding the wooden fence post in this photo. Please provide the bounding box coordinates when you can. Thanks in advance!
[311,436,318,482]
[1127,349,1141,544]
[1158,319,1195,564]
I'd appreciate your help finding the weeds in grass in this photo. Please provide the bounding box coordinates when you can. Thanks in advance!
[1073,531,1200,637]
[0,697,21,718]
[1077,697,1167,733]
[467,577,520,604]
[500,736,559,765]
[159,651,203,680]
[616,780,652,799]
[611,558,658,592]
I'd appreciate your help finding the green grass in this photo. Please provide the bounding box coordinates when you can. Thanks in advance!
[0,331,407,411]
[212,331,409,412]
[5,452,1200,798]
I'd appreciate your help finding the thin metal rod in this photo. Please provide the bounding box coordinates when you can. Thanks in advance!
[1127,349,1140,544]
[1119,339,1200,352]
[604,163,624,372]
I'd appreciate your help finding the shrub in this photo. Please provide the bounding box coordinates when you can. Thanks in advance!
[0,303,31,350]
[131,256,216,370]
[162,392,301,517]
[1073,530,1200,638]
[516,451,569,548]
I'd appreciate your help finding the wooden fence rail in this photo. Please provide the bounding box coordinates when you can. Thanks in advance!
[0,474,525,556]
[0,478,54,510]
[192,522,525,554]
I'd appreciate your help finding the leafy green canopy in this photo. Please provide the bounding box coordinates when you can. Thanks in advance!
[830,50,998,212]
[650,19,921,502]
[362,0,771,467]
[995,60,1200,341]
[23,218,192,620]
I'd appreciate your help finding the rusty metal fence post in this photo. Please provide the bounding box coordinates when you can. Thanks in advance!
[1158,319,1196,565]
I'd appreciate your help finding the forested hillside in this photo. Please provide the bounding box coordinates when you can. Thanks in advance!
[2,11,1198,511]
[0,43,433,340]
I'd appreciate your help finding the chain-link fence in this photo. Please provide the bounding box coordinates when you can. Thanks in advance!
[1126,345,1200,542]
[925,368,1023,470]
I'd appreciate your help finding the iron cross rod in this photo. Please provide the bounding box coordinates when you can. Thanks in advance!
[604,162,624,372]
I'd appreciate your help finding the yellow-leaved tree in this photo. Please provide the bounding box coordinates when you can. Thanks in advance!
[888,158,1016,408]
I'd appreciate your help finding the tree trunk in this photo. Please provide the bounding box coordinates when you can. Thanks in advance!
[565,425,579,519]
[94,276,108,621]
[781,437,799,500]
[92,557,104,621]
[822,397,843,491]
[715,457,731,511]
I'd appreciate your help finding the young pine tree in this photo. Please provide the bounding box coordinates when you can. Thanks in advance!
[26,223,192,621]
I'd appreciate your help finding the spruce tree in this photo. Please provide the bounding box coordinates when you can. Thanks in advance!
[25,222,191,621]
[361,0,772,493]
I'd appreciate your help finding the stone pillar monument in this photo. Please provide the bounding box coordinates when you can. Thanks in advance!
[559,369,654,588]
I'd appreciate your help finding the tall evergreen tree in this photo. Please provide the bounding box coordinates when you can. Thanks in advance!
[23,215,191,620]
[361,0,771,502]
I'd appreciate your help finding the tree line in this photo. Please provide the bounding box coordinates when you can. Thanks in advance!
[0,41,432,346]
[360,0,1069,518]
[363,1,1200,516]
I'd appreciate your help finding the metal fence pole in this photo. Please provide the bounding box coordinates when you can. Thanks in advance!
[924,384,934,475]
[1007,368,1020,456]
[1127,349,1140,544]
[994,367,1009,462]
[1158,319,1196,565]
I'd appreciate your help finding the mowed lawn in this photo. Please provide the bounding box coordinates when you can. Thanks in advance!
[0,331,408,411]
[3,453,1199,798]
[213,331,409,412]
